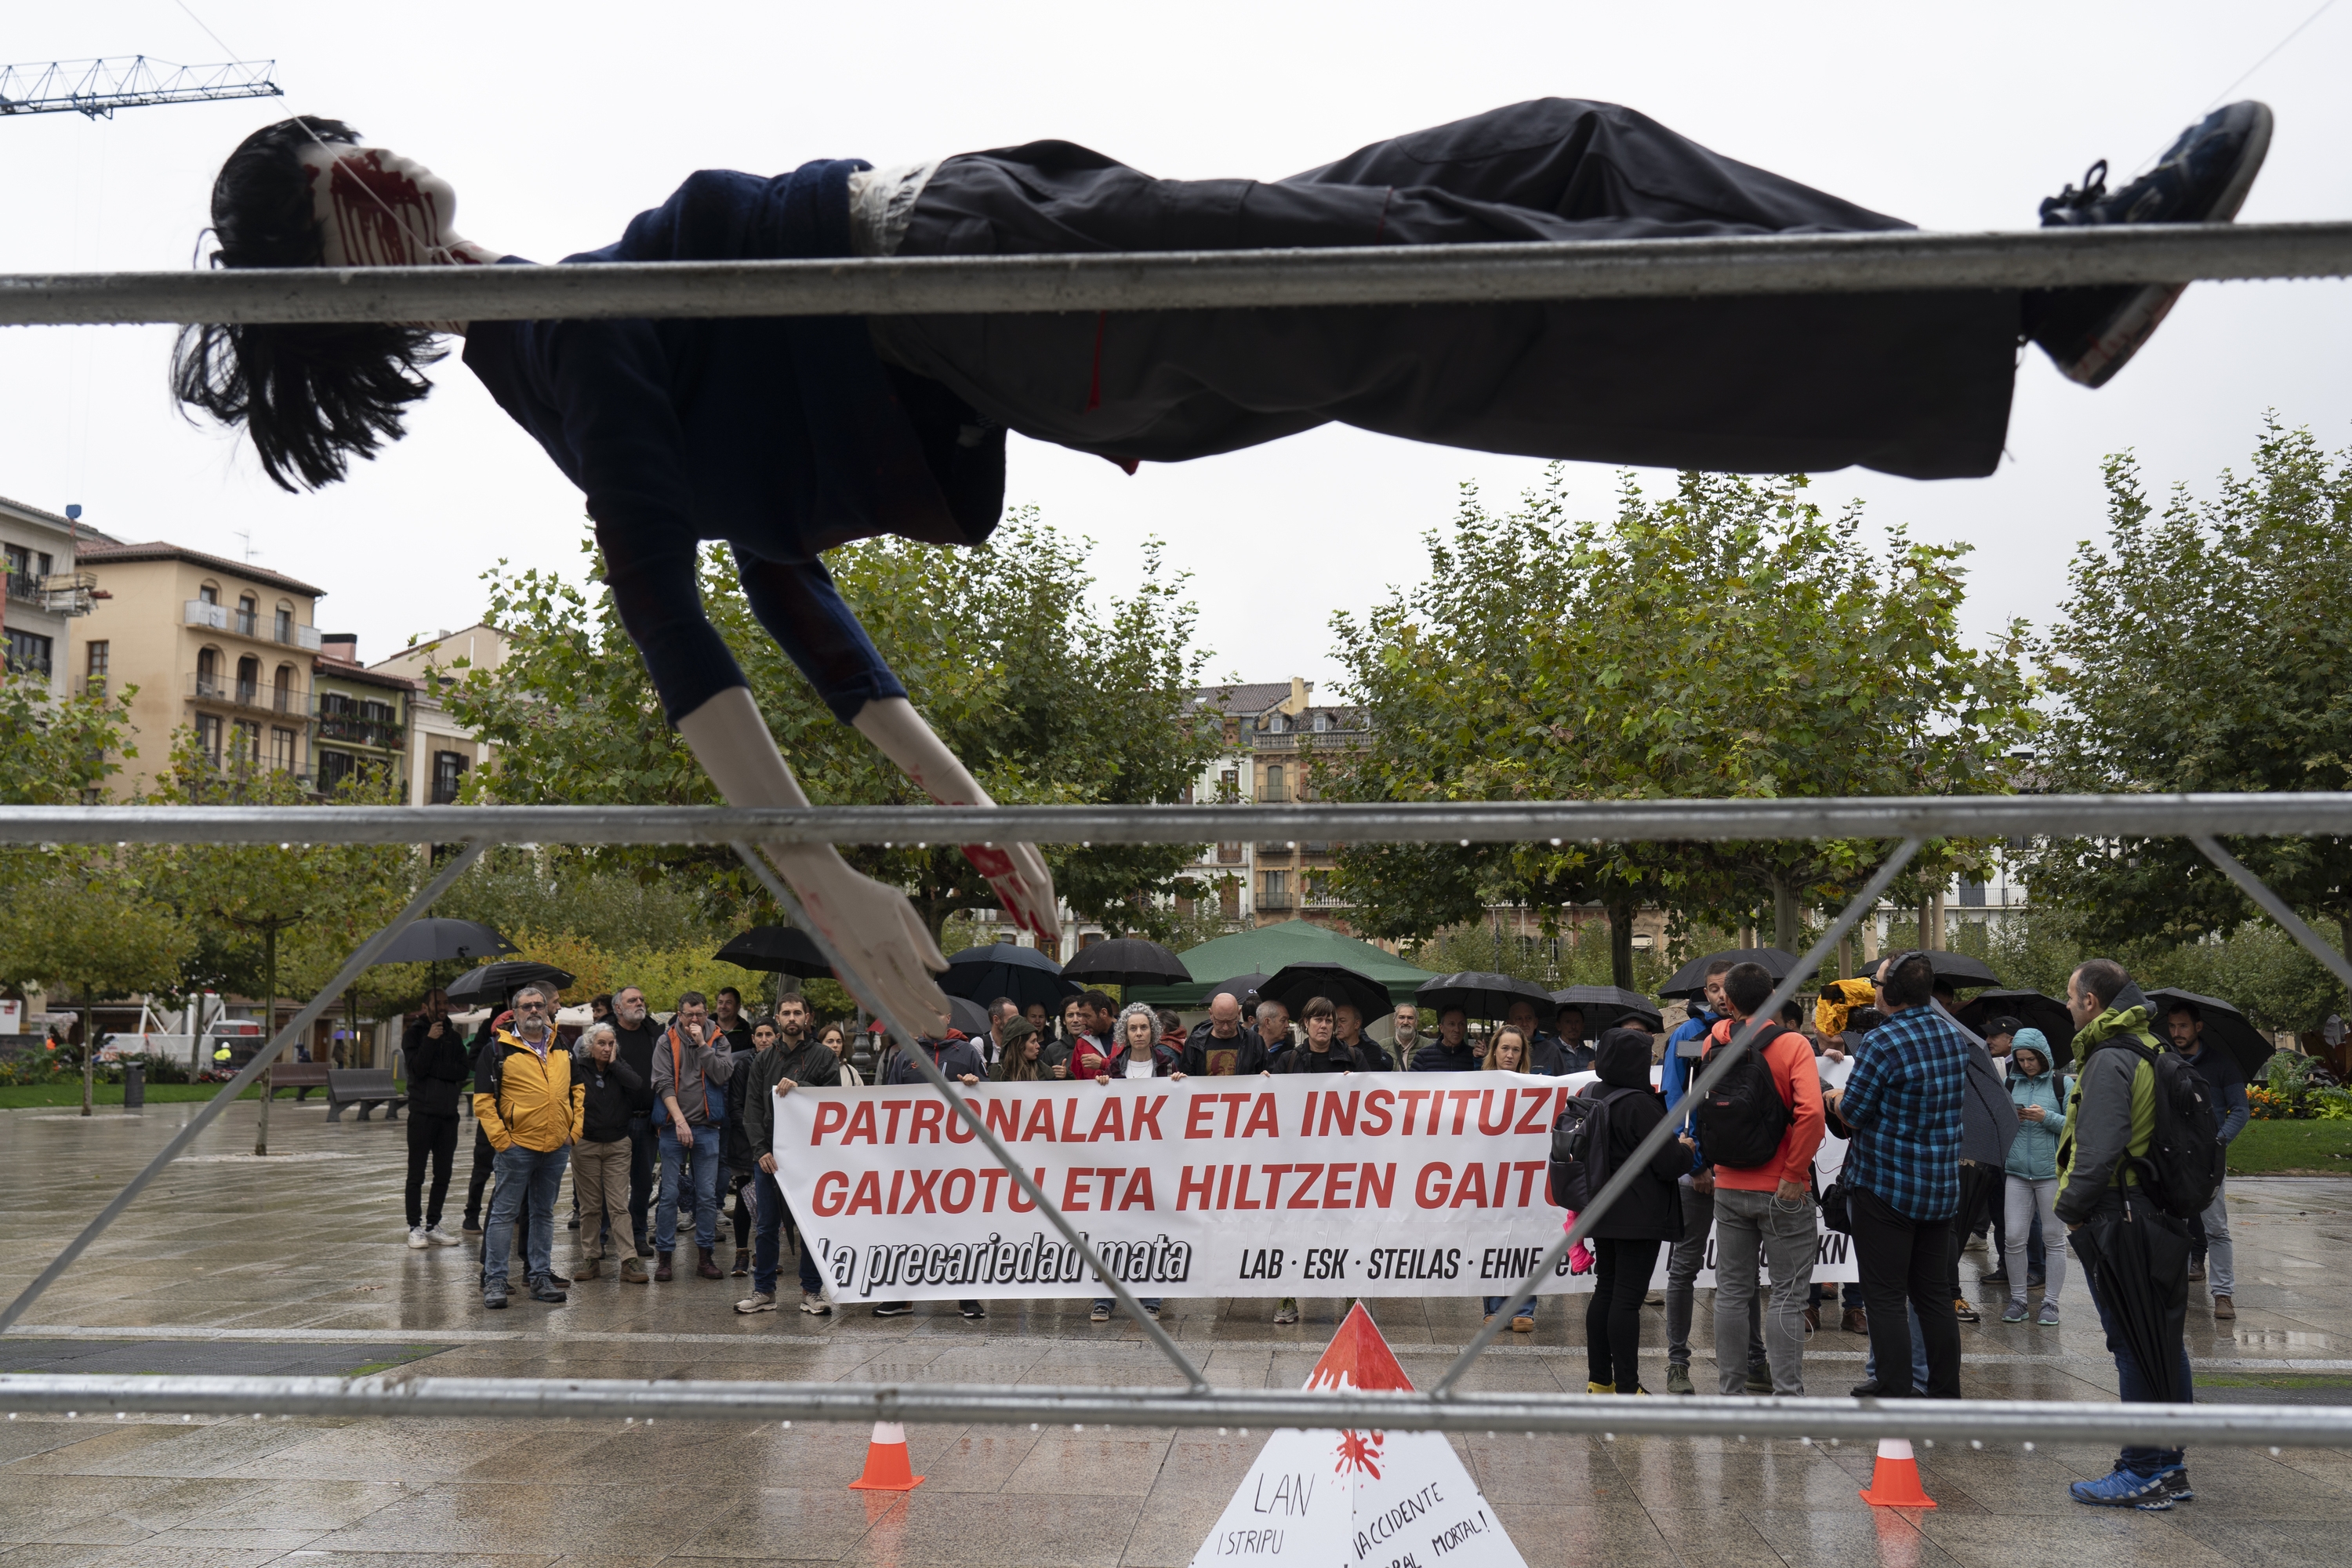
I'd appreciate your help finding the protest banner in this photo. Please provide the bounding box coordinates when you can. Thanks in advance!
[768,1070,1855,1302]
[1189,1304,1525,1568]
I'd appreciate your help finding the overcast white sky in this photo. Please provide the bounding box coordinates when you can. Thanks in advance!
[2,2,2347,692]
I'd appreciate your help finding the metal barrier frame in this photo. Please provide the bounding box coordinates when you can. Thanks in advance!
[2,794,2347,1448]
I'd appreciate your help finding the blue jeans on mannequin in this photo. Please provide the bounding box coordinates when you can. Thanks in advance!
[656,1123,721,1254]
[482,1144,570,1297]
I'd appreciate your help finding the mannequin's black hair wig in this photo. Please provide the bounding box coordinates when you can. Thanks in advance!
[171,116,445,492]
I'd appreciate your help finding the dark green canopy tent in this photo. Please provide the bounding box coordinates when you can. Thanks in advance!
[1124,919,1438,1008]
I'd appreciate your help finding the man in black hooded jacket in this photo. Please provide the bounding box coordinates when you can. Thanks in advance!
[401,990,468,1247]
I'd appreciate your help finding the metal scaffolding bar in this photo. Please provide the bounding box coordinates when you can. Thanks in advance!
[6,793,2352,848]
[2192,833,2352,993]
[3,1373,2346,1447]
[2,222,2347,327]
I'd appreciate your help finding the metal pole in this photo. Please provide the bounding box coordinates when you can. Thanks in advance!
[2190,834,2352,993]
[0,840,489,1335]
[5,1372,2347,1447]
[725,844,1210,1394]
[3,221,2349,326]
[1428,837,1926,1398]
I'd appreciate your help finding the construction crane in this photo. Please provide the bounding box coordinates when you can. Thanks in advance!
[0,56,279,120]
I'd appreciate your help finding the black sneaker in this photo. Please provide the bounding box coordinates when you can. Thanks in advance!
[529,1279,568,1304]
[483,1290,509,1310]
[2154,1467,2194,1504]
[960,1305,988,1320]
[872,1302,913,1318]
[2027,100,2274,387]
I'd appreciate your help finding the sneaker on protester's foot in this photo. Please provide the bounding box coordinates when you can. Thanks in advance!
[1511,1315,1535,1334]
[800,1291,832,1316]
[423,1225,459,1248]
[2002,1299,2028,1324]
[406,1225,430,1250]
[462,1218,482,1236]
[482,1289,509,1310]
[1964,1233,1988,1254]
[2187,1258,2206,1283]
[961,1304,988,1320]
[1744,1363,1773,1395]
[1954,1297,1982,1324]
[1665,1363,1694,1396]
[528,1279,567,1305]
[2028,100,2275,387]
[2036,1301,2063,1327]
[2212,1294,2237,1320]
[1090,1303,1112,1323]
[735,1290,778,1314]
[2071,1467,2174,1510]
[871,1302,913,1318]
[1144,1303,1160,1320]
[1272,1299,1299,1326]
[2154,1467,2195,1503]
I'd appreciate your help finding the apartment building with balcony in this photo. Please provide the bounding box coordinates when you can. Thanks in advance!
[0,495,88,698]
[312,634,416,797]
[1181,677,1374,931]
[75,539,328,796]
[369,623,510,805]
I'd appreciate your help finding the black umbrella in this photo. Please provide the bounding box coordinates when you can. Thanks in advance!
[1551,985,1665,1036]
[2069,1197,2193,1403]
[713,924,832,978]
[1927,951,2003,988]
[1414,971,1555,1020]
[446,960,574,1004]
[1208,973,1273,1007]
[943,995,992,1039]
[1061,937,1191,989]
[2143,988,2277,1079]
[1953,989,2079,1066]
[941,943,1077,1013]
[370,918,517,965]
[1659,948,1798,1000]
[1261,962,1393,1022]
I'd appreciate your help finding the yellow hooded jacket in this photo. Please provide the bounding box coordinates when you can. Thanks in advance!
[474,1028,583,1153]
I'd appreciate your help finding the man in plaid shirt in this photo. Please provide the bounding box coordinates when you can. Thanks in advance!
[1827,950,1968,1397]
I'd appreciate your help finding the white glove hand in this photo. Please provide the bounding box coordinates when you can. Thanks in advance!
[961,840,1059,942]
[768,845,950,1036]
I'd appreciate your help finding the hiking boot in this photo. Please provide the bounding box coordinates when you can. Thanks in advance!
[482,1288,509,1310]
[620,1255,650,1284]
[2028,100,2274,387]
[735,1290,779,1314]
[423,1225,459,1247]
[800,1291,833,1316]
[696,1247,723,1280]
[1090,1302,1112,1323]
[1665,1363,1694,1396]
[2187,1258,2206,1283]
[546,1272,569,1287]
[1842,1306,1868,1334]
[528,1279,567,1305]
[1510,1315,1535,1334]
[2071,1466,2173,1510]
[407,1225,430,1250]
[2036,1301,2062,1326]
[574,1258,601,1282]
[2212,1294,2237,1319]
[2001,1299,2028,1324]
[655,1251,674,1283]
[1745,1363,1773,1395]
[731,1247,750,1278]
[1955,1297,1982,1324]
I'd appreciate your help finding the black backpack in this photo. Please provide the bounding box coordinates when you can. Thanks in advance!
[1691,1023,1793,1172]
[1548,1086,1634,1208]
[2110,1036,2227,1221]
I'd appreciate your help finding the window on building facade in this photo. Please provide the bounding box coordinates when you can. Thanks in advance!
[1220,880,1240,919]
[195,713,223,764]
[5,630,53,676]
[235,655,260,705]
[1217,842,1243,864]
[1264,869,1288,901]
[196,645,220,699]
[274,605,292,643]
[85,641,107,677]
[230,719,261,766]
[317,748,354,792]
[431,750,469,805]
[1261,764,1286,803]
[199,583,219,605]
[273,665,296,713]
[271,727,296,771]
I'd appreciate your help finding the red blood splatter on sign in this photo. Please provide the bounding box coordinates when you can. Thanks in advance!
[1334,1428,1385,1478]
[1305,1302,1414,1394]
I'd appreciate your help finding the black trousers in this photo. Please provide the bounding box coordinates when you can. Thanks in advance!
[1850,1186,1963,1398]
[405,1112,459,1229]
[875,99,2019,483]
[463,1122,495,1226]
[1949,1160,2005,1298]
[1586,1237,1662,1394]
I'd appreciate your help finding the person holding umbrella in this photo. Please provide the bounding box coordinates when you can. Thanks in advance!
[400,989,468,1249]
[2164,999,2250,1321]
[2056,959,2197,1511]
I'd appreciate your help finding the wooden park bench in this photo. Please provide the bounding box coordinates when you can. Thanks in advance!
[325,1068,407,1123]
[263,1062,332,1101]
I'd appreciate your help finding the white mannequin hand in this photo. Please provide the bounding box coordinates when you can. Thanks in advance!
[677,688,950,1035]
[853,697,1061,942]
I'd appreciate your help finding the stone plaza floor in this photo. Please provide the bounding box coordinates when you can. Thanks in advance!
[2,1100,2350,1568]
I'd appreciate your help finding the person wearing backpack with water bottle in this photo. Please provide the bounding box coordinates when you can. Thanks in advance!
[1551,1026,1688,1395]
[2056,959,2222,1512]
[1694,963,1827,1396]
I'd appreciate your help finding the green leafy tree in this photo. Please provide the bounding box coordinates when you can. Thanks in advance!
[0,849,191,1113]
[445,511,1222,945]
[1330,467,2038,985]
[2025,420,2352,1008]
[0,673,138,806]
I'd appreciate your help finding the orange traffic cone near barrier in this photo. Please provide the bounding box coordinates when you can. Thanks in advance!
[848,1420,925,1492]
[1858,1436,1936,1508]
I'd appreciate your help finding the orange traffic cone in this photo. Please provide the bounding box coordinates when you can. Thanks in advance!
[1858,1436,1936,1508]
[848,1420,925,1492]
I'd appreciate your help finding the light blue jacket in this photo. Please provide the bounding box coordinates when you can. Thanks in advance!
[2004,1063,2071,1181]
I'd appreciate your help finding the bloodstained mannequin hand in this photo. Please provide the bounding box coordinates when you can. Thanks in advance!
[296,143,500,273]
[851,698,1060,942]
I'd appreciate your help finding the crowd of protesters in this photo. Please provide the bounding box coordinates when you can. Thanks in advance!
[397,945,2225,1510]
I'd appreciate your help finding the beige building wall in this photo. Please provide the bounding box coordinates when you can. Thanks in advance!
[76,546,326,798]
[370,624,509,805]
[0,495,81,700]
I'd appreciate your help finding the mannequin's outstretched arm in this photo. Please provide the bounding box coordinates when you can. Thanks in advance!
[852,697,1062,942]
[676,688,949,1031]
